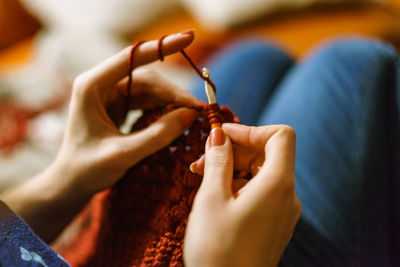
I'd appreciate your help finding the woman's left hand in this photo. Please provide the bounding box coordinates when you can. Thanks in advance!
[56,30,200,196]
[1,30,201,242]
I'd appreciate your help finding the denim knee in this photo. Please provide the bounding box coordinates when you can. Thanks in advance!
[307,37,398,73]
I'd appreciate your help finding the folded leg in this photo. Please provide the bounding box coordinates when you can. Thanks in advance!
[256,38,400,266]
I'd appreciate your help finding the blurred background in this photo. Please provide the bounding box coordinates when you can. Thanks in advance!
[0,0,399,192]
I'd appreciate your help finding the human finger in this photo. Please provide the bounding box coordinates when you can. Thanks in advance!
[222,123,296,175]
[78,30,194,95]
[116,68,203,107]
[190,145,264,176]
[222,123,281,150]
[197,127,234,201]
[106,69,202,126]
[234,126,296,206]
[115,107,198,164]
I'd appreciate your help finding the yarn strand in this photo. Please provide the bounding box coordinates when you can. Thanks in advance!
[179,49,216,93]
[125,40,145,118]
[126,35,221,126]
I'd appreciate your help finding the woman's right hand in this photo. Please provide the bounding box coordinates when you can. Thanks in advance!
[184,123,301,267]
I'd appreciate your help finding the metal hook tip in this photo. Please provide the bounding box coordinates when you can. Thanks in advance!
[202,67,210,78]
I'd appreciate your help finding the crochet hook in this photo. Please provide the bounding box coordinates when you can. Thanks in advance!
[202,67,221,130]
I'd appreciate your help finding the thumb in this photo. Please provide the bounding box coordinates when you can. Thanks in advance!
[198,127,233,200]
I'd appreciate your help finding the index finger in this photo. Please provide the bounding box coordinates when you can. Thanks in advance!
[117,68,203,106]
[222,123,296,175]
[84,30,194,92]
[222,123,281,150]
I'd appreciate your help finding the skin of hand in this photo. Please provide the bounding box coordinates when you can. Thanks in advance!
[184,124,302,267]
[0,30,202,243]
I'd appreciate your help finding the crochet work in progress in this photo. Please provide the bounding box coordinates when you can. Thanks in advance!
[62,105,238,267]
[60,35,239,266]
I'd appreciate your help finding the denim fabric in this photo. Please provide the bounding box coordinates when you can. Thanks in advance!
[190,39,294,126]
[190,38,400,266]
[0,201,70,267]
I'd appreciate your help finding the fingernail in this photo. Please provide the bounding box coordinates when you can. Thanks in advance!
[178,29,194,35]
[210,127,225,147]
[189,162,197,173]
[180,109,198,129]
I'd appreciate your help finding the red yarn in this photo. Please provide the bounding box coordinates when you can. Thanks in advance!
[59,35,235,266]
[126,40,145,117]
[156,35,216,93]
[207,103,222,125]
[157,36,167,62]
[61,105,239,266]
[179,50,216,93]
[126,36,219,126]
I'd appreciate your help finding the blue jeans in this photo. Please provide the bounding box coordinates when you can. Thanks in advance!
[190,38,400,266]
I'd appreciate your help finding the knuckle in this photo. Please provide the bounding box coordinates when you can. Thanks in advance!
[138,68,157,78]
[72,73,92,97]
[277,125,296,139]
[247,126,258,144]
[254,124,271,136]
[134,68,158,85]
[293,196,302,221]
[206,152,229,169]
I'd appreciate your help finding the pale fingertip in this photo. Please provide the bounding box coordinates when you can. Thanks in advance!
[164,30,194,45]
[178,29,195,36]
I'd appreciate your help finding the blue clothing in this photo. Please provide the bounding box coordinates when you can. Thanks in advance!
[0,201,70,266]
[191,37,400,266]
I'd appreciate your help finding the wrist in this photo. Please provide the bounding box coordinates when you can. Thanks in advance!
[46,159,93,205]
[0,161,93,243]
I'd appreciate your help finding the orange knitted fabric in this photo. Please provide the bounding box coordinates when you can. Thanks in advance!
[61,104,239,266]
